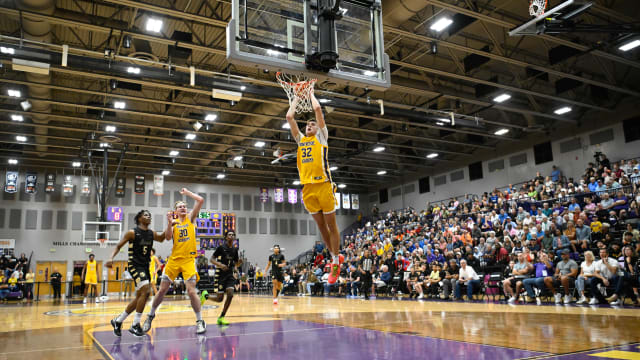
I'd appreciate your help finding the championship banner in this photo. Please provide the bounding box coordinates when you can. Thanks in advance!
[81,176,91,195]
[4,171,18,193]
[287,188,297,204]
[25,172,37,194]
[45,173,56,193]
[153,175,164,196]
[115,177,126,198]
[335,192,341,209]
[351,194,359,210]
[259,187,269,203]
[63,175,74,196]
[274,188,284,203]
[342,193,350,209]
[134,175,145,194]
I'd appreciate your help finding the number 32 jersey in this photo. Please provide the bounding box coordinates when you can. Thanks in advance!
[171,217,197,260]
[296,126,332,185]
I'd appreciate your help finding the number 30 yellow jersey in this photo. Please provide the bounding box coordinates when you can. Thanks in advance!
[296,126,332,184]
[171,217,197,260]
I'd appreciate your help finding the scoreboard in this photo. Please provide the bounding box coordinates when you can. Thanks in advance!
[107,206,123,222]
[196,212,235,238]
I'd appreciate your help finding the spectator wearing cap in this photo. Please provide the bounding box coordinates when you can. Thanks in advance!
[544,249,579,304]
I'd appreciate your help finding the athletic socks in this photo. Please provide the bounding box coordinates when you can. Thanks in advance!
[195,312,203,321]
[332,255,340,264]
[116,311,129,322]
[149,305,158,317]
[133,312,142,325]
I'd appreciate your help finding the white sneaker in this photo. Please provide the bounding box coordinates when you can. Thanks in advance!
[273,298,278,305]
[610,299,622,306]
[554,293,562,304]
[588,298,598,305]
[576,296,587,304]
[564,295,572,304]
[417,294,424,300]
[83,298,87,304]
[397,291,403,295]
[508,296,516,303]
[96,297,100,303]
[536,297,541,305]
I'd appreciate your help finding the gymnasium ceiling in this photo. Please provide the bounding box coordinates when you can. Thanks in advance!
[0,0,639,192]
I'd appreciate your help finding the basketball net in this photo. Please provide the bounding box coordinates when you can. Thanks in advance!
[529,0,547,17]
[276,72,317,114]
[98,238,108,249]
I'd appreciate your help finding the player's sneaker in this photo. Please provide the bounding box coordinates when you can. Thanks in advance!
[217,316,230,326]
[129,324,144,337]
[142,314,155,333]
[83,297,87,304]
[273,298,278,305]
[327,264,340,284]
[196,320,206,334]
[200,290,209,306]
[111,318,123,337]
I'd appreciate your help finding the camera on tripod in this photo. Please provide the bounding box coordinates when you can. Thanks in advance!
[593,151,603,165]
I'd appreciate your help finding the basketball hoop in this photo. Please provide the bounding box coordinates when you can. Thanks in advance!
[276,72,317,114]
[98,238,108,249]
[529,0,547,17]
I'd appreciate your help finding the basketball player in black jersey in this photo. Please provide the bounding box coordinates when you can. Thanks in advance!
[200,230,242,326]
[107,210,172,337]
[264,245,286,304]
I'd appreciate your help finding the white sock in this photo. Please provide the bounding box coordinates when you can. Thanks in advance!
[116,311,129,322]
[195,312,202,321]
[149,305,158,317]
[133,312,142,325]
[332,255,340,264]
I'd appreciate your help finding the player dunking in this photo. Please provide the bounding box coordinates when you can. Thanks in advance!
[285,89,342,284]
[264,245,285,304]
[200,230,242,325]
[107,210,171,336]
[142,188,206,334]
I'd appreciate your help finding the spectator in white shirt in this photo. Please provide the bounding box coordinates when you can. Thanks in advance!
[589,248,620,305]
[454,259,481,301]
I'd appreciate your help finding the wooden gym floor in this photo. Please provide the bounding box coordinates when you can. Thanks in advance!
[1,295,639,360]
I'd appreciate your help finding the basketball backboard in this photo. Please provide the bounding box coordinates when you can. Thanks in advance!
[227,0,391,90]
[509,0,593,36]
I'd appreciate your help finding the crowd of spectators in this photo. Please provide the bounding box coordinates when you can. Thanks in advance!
[277,155,640,306]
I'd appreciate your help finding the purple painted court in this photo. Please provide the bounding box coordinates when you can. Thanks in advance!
[92,320,549,360]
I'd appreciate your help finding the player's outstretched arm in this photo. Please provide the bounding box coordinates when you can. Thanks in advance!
[285,97,300,140]
[180,188,204,223]
[310,88,325,129]
[106,230,135,268]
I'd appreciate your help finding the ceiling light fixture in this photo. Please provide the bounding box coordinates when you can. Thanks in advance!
[169,150,179,156]
[494,128,509,136]
[282,122,291,129]
[185,133,196,140]
[430,17,453,32]
[0,46,15,54]
[114,101,126,109]
[99,143,110,148]
[16,135,27,142]
[105,125,116,133]
[493,93,511,103]
[146,18,163,33]
[373,146,385,152]
[20,100,32,111]
[72,161,81,167]
[329,166,338,171]
[619,39,640,52]
[364,70,376,76]
[377,170,387,175]
[8,159,18,165]
[338,184,346,189]
[233,156,243,161]
[205,114,217,121]
[7,89,21,97]
[126,67,141,74]
[240,86,246,91]
[426,153,439,159]
[216,174,226,179]
[254,141,266,148]
[11,115,24,122]
[318,99,331,103]
[162,170,170,176]
[554,106,572,115]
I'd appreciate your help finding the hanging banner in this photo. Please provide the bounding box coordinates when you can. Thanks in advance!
[134,175,145,194]
[25,172,37,194]
[81,176,91,195]
[259,187,269,203]
[287,188,297,204]
[4,171,18,193]
[274,188,284,203]
[153,175,164,196]
[342,193,350,209]
[45,173,56,193]
[351,194,360,210]
[63,175,74,196]
[335,192,341,209]
[115,177,126,198]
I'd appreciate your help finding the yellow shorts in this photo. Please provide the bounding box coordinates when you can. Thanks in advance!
[85,273,97,285]
[162,257,199,282]
[302,182,336,215]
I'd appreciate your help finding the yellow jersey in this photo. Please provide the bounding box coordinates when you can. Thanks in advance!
[150,255,157,274]
[171,217,197,259]
[296,126,331,184]
[86,260,97,275]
